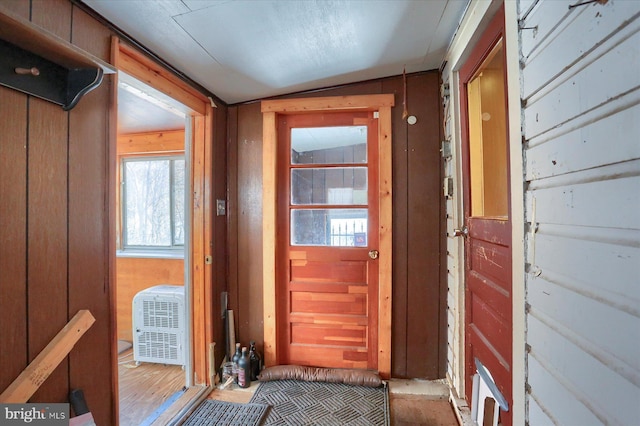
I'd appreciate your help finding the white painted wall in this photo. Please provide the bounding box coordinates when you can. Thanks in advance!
[520,0,640,424]
[443,0,640,424]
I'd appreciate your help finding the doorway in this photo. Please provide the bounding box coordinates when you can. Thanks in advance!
[459,6,513,426]
[276,111,380,370]
[115,70,190,426]
[261,94,394,378]
[110,38,215,425]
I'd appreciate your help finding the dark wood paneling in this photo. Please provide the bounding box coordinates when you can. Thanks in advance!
[235,102,264,348]
[27,97,69,404]
[405,72,443,378]
[68,8,115,424]
[226,106,239,357]
[32,0,72,39]
[28,1,73,407]
[0,0,29,18]
[1,1,229,421]
[26,0,74,400]
[229,72,445,379]
[70,5,112,71]
[212,103,228,366]
[0,87,28,393]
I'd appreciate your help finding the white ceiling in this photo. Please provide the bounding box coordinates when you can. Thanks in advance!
[83,0,469,106]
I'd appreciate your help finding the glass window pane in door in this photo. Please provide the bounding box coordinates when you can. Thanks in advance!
[467,39,508,218]
[291,167,367,205]
[291,209,368,246]
[291,126,367,165]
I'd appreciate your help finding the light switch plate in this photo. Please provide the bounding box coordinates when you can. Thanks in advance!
[216,199,226,216]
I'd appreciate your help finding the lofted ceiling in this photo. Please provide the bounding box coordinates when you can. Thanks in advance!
[81,0,469,133]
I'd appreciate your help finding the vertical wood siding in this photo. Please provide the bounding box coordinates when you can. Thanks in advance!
[520,0,640,424]
[228,72,446,379]
[0,1,114,422]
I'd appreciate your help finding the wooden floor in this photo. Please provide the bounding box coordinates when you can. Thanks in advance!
[206,380,459,426]
[117,348,185,426]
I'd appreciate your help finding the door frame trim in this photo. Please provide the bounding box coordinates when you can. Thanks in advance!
[261,94,394,378]
[110,37,215,412]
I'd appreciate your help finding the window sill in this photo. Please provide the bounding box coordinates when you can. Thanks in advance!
[116,250,184,260]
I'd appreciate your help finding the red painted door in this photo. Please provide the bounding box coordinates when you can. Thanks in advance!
[276,111,380,370]
[459,7,513,425]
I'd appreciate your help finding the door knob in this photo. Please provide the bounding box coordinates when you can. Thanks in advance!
[453,226,468,237]
[368,250,379,260]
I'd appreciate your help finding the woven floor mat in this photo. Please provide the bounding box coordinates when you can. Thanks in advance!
[249,379,389,425]
[182,399,269,426]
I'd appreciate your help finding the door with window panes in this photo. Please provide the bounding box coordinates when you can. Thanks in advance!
[276,112,379,370]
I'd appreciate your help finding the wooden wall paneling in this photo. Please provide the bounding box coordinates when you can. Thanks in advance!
[0,0,29,18]
[227,106,239,359]
[28,0,73,402]
[68,7,114,424]
[212,103,228,366]
[31,0,71,40]
[237,102,265,350]
[383,77,409,377]
[288,80,384,100]
[27,97,69,403]
[68,84,112,422]
[0,87,28,394]
[404,73,443,379]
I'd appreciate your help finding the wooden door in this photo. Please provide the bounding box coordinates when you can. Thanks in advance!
[459,7,513,424]
[276,111,379,370]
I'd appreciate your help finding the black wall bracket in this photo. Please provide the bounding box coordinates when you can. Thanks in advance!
[0,7,115,111]
[0,39,104,111]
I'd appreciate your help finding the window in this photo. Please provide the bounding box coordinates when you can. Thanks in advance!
[289,125,370,247]
[122,156,185,250]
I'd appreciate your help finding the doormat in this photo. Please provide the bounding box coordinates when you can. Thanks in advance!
[249,379,390,425]
[182,399,269,426]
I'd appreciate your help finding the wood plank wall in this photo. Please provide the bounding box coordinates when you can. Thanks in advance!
[227,71,446,379]
[211,102,229,369]
[115,258,184,342]
[0,0,114,423]
[520,1,640,424]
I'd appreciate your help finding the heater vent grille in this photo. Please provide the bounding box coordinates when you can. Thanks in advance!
[133,285,185,366]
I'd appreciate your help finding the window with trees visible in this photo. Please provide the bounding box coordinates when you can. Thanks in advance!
[122,156,185,250]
